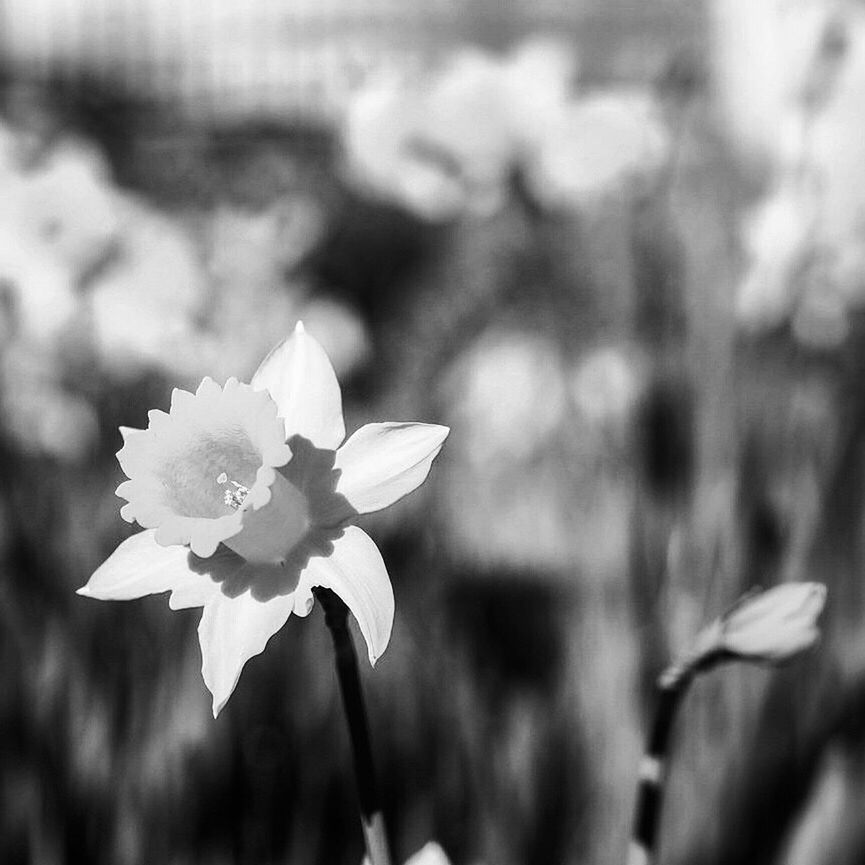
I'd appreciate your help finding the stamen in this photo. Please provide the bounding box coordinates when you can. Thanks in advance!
[217,472,250,510]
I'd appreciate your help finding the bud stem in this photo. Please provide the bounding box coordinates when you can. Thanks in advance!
[627,660,695,865]
[315,587,392,865]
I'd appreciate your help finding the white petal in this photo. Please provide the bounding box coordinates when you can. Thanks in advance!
[301,526,394,665]
[725,582,826,630]
[198,590,295,717]
[405,843,452,865]
[251,322,346,450]
[333,422,449,516]
[78,530,205,603]
[362,841,451,865]
[720,582,827,663]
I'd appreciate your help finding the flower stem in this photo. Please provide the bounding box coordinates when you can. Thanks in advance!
[627,660,695,865]
[315,587,392,865]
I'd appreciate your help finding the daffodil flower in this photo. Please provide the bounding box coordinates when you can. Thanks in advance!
[79,323,449,716]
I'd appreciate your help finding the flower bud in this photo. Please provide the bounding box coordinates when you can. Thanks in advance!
[716,582,826,664]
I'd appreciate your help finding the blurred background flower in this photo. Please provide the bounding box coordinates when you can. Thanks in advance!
[341,38,669,220]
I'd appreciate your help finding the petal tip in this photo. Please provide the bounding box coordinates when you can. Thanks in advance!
[809,582,828,602]
[118,425,142,442]
[433,424,451,445]
[295,320,306,334]
[204,668,232,719]
[367,622,392,668]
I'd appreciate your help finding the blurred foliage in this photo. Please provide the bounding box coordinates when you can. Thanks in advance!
[3,3,865,865]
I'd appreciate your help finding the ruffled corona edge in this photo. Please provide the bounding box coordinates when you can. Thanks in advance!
[115,377,293,557]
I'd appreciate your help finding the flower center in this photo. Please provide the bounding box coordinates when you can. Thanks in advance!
[115,378,294,559]
[217,472,250,510]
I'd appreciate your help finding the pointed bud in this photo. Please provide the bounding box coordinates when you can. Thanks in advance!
[678,583,824,672]
[717,582,826,663]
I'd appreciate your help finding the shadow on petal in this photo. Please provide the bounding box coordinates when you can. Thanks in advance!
[281,434,358,528]
[187,435,359,604]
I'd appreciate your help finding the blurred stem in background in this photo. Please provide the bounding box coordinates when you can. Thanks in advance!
[315,587,392,865]
[627,658,695,865]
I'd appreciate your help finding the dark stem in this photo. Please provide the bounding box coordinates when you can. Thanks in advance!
[315,587,390,864]
[628,662,695,865]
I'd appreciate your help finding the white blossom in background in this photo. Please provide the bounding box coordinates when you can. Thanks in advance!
[807,7,865,310]
[0,241,79,345]
[79,323,449,716]
[735,179,819,331]
[342,37,664,220]
[0,342,99,461]
[722,1,865,347]
[178,203,303,385]
[452,330,568,467]
[439,330,635,580]
[710,0,841,167]
[413,40,574,214]
[439,330,570,569]
[414,47,520,216]
[502,36,577,133]
[89,193,359,386]
[0,134,119,343]
[15,140,119,272]
[342,65,482,221]
[206,200,323,294]
[526,89,669,210]
[570,346,644,429]
[0,136,118,266]
[0,115,364,471]
[197,202,366,383]
[89,199,205,381]
[0,112,370,470]
[0,128,120,460]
